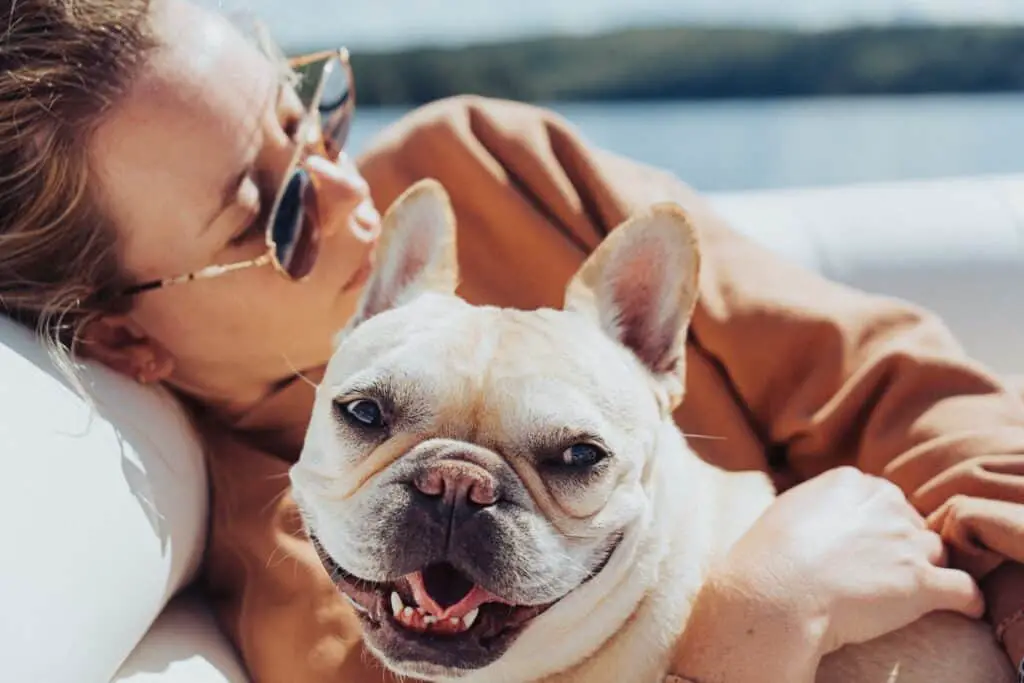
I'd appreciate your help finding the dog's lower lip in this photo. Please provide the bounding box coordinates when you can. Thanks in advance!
[325,562,556,646]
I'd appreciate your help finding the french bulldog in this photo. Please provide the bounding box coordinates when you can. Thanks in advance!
[290,179,1013,683]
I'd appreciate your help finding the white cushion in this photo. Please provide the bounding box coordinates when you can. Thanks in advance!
[710,174,1024,376]
[0,316,209,683]
[112,591,249,683]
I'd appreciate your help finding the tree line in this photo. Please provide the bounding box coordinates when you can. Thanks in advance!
[294,25,1024,106]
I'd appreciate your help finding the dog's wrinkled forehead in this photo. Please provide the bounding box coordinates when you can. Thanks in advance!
[320,177,701,447]
[323,292,659,442]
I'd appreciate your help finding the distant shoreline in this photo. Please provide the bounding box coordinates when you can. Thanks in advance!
[291,24,1024,106]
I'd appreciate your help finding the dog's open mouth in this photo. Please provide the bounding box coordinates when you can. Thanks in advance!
[310,536,555,648]
[351,562,552,642]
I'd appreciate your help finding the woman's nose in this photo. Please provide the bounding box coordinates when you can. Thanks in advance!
[305,154,380,243]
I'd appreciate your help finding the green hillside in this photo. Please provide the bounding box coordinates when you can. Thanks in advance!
[302,25,1024,106]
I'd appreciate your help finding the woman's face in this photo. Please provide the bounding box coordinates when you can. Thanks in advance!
[88,0,381,407]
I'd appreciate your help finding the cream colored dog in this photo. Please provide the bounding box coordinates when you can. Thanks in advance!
[290,179,1013,683]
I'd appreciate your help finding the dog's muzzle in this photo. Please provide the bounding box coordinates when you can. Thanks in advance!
[307,444,617,675]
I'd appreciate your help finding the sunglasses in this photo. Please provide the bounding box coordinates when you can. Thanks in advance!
[119,47,356,297]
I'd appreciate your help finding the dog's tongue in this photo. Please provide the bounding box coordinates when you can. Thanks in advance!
[406,569,505,620]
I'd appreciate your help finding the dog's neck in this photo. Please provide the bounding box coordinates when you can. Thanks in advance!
[463,420,718,683]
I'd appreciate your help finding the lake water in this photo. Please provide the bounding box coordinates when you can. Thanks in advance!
[347,93,1024,193]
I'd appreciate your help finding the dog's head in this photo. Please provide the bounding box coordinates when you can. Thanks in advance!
[290,179,700,681]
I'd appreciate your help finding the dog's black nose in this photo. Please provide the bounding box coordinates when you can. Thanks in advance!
[413,458,499,510]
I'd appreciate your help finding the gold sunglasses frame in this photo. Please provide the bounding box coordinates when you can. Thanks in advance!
[117,47,354,298]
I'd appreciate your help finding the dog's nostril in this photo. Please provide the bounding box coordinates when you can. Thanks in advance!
[413,469,446,497]
[466,478,497,506]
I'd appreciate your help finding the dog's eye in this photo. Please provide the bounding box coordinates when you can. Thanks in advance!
[560,443,607,468]
[337,398,386,429]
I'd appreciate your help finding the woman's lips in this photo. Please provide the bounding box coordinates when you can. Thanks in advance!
[351,199,381,242]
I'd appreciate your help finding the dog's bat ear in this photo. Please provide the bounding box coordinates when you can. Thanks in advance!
[564,203,700,407]
[345,178,459,331]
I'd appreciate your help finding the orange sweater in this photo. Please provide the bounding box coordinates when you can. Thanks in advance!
[201,96,1024,682]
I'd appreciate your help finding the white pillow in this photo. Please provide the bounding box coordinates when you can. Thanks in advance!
[112,592,249,683]
[0,316,209,683]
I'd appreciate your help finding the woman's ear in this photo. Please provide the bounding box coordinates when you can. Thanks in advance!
[77,314,175,384]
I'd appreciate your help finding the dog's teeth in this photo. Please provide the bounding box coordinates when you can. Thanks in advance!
[403,607,415,620]
[463,608,479,629]
[390,592,403,617]
[449,617,460,627]
[423,615,436,625]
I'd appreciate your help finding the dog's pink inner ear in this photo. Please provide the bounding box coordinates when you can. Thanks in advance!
[604,249,686,375]
[349,180,458,327]
[566,208,700,384]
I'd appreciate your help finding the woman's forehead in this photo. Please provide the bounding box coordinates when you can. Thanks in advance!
[91,0,281,274]
[148,0,279,116]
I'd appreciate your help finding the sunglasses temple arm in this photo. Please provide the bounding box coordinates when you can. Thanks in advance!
[289,47,349,70]
[125,254,275,295]
[181,254,275,282]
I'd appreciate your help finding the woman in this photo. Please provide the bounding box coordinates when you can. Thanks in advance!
[2,0,1023,681]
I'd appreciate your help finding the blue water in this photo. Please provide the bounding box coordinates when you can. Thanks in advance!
[347,93,1024,192]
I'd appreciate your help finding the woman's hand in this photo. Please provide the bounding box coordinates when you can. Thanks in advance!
[668,467,985,683]
[727,466,985,653]
[928,494,1024,666]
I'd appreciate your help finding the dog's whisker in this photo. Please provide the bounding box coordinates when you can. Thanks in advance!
[392,667,414,683]
[678,432,727,441]
[513,552,588,597]
[265,544,290,570]
[280,352,319,389]
[258,485,293,517]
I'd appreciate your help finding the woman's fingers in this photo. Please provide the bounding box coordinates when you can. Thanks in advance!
[923,566,986,619]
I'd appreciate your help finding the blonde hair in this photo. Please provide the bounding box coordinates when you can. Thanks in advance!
[0,0,156,376]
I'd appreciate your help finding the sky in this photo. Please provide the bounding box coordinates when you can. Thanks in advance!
[202,0,1024,51]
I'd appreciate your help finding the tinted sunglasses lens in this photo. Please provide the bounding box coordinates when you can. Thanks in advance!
[319,59,353,153]
[296,56,353,157]
[318,57,352,114]
[294,58,327,105]
[272,168,318,280]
